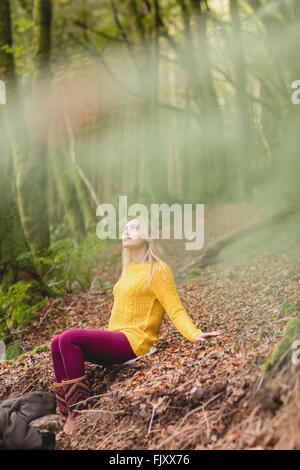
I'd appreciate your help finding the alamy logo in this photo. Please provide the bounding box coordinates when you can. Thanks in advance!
[292,339,300,365]
[96,196,204,250]
[291,80,300,104]
[0,80,6,104]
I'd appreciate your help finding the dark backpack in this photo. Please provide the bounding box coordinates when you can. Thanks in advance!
[0,391,57,450]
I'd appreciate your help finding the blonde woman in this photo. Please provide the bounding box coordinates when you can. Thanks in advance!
[50,215,221,434]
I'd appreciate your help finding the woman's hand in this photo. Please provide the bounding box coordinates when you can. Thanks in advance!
[194,330,222,342]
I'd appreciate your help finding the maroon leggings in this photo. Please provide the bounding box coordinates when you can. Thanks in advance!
[50,328,137,382]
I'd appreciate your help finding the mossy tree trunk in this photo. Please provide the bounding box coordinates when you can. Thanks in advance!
[33,0,52,76]
[0,1,38,291]
[28,0,53,253]
[0,0,51,256]
[262,312,300,374]
[0,124,39,293]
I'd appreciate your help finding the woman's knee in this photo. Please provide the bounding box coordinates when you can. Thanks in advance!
[50,334,61,354]
[58,328,78,345]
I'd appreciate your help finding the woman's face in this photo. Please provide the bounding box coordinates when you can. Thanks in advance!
[122,219,147,248]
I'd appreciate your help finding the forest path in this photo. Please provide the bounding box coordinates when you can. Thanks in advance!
[0,202,299,449]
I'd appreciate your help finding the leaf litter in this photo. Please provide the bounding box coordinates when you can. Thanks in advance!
[0,207,299,450]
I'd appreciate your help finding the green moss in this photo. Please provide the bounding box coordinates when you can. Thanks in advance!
[262,312,300,374]
[5,339,21,360]
[185,268,204,280]
[0,264,16,293]
[277,301,296,319]
[5,342,49,365]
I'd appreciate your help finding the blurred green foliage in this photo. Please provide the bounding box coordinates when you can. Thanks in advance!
[0,281,46,342]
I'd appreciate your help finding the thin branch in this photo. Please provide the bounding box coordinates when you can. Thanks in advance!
[61,90,100,207]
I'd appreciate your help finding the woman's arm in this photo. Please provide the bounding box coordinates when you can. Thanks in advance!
[150,262,203,342]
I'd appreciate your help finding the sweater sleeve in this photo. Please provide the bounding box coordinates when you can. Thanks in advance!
[150,262,203,342]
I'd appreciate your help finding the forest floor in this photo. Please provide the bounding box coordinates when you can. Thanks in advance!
[1,202,300,450]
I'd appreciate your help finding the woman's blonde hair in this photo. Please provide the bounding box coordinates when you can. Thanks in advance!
[121,215,167,288]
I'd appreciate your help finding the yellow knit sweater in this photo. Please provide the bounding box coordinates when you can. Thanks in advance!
[107,261,203,357]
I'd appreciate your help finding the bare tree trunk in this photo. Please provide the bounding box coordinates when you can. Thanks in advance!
[229,0,252,201]
[190,0,226,200]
